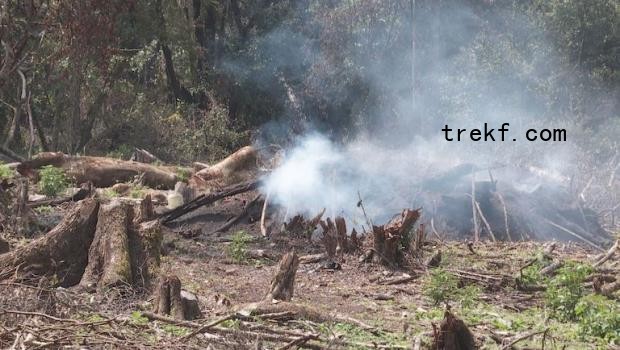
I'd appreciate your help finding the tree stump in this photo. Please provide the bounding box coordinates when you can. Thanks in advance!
[267,251,299,302]
[79,199,162,291]
[153,275,202,320]
[372,209,420,266]
[0,199,100,286]
[80,200,133,290]
[432,310,476,350]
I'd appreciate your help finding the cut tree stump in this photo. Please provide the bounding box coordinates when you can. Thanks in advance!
[0,199,100,286]
[432,309,476,350]
[267,251,299,302]
[372,209,420,266]
[153,275,202,320]
[79,200,133,290]
[17,152,180,189]
[79,199,162,291]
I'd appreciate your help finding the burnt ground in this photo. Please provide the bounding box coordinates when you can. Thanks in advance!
[1,189,619,349]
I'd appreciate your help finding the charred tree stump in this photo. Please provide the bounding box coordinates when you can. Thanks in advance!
[372,209,420,266]
[432,310,476,350]
[79,199,162,291]
[153,275,202,320]
[0,199,100,286]
[267,251,299,302]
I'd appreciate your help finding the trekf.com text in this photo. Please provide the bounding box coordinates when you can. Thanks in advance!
[441,123,566,142]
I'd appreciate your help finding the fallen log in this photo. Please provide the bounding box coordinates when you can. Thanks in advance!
[159,179,259,224]
[190,146,258,189]
[0,199,99,286]
[17,152,180,189]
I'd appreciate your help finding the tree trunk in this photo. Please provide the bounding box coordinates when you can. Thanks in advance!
[0,199,99,286]
[17,152,180,189]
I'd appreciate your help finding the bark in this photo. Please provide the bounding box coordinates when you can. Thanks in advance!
[17,152,179,189]
[267,251,299,302]
[0,199,99,286]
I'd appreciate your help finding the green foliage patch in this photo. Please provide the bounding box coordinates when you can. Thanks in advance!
[38,165,69,197]
[544,262,593,321]
[0,162,14,180]
[226,231,253,263]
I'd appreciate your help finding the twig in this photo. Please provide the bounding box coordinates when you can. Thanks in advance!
[593,240,619,267]
[260,191,270,237]
[474,200,496,242]
[278,334,319,350]
[181,313,238,341]
[357,191,373,233]
[496,192,511,241]
[543,219,604,252]
[471,172,479,242]
[501,328,549,350]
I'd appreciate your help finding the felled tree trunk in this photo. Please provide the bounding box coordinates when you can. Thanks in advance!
[0,199,100,286]
[153,275,202,320]
[17,152,180,189]
[267,251,299,302]
[79,198,162,291]
[190,146,258,189]
[372,209,420,266]
[432,310,476,350]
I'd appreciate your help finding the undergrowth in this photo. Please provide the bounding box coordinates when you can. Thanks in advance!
[38,166,69,197]
[227,231,252,263]
[422,268,481,307]
[0,162,13,180]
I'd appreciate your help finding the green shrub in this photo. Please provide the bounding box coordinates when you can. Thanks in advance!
[38,166,69,197]
[575,294,619,342]
[227,231,252,263]
[423,268,459,305]
[545,262,593,321]
[0,162,13,179]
